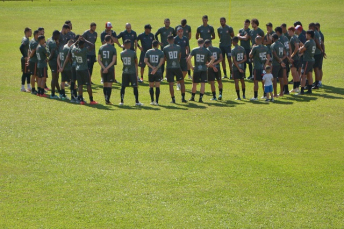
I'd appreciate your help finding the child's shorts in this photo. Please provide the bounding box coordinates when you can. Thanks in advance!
[264,85,273,93]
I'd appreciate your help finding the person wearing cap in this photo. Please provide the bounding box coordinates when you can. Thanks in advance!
[309,23,324,90]
[28,30,39,95]
[315,22,326,87]
[281,23,291,40]
[137,24,154,82]
[46,30,61,99]
[82,22,97,85]
[175,19,192,79]
[57,38,74,100]
[231,36,247,100]
[65,20,76,41]
[20,27,32,93]
[204,39,223,100]
[264,22,274,61]
[218,17,234,80]
[237,19,252,80]
[144,40,165,105]
[297,30,316,95]
[294,22,306,44]
[270,33,287,97]
[187,38,215,103]
[288,27,301,93]
[174,26,190,89]
[275,26,291,94]
[163,35,187,103]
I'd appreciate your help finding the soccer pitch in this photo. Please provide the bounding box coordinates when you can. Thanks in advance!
[1,0,344,227]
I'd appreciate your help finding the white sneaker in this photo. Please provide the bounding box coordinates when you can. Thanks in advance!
[21,87,26,92]
[294,88,300,93]
[119,102,124,106]
[261,96,267,99]
[155,102,159,106]
[100,79,103,84]
[289,89,296,93]
[164,77,167,81]
[135,102,143,106]
[176,83,181,90]
[150,101,155,105]
[250,97,258,101]
[188,75,192,80]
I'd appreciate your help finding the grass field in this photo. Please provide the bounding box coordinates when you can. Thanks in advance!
[1,0,344,228]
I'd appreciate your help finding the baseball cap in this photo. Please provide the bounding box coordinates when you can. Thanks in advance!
[144,24,152,29]
[295,25,303,31]
[105,22,113,29]
[176,27,183,32]
[266,22,272,27]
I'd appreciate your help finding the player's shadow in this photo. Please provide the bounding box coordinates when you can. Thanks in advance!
[159,104,188,110]
[116,105,160,110]
[285,95,318,102]
[270,99,294,105]
[322,85,344,96]
[203,100,242,107]
[179,102,207,109]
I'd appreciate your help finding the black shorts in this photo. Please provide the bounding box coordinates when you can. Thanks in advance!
[87,55,96,75]
[149,73,162,82]
[71,66,77,81]
[301,61,314,75]
[76,70,90,86]
[272,65,283,78]
[49,60,58,73]
[122,73,137,87]
[193,71,207,83]
[233,69,245,80]
[220,45,231,59]
[21,58,30,73]
[314,54,323,69]
[208,67,222,81]
[37,67,48,78]
[290,59,300,69]
[166,68,183,82]
[253,69,264,81]
[61,70,72,82]
[139,51,146,68]
[29,61,38,76]
[283,59,290,73]
[180,58,188,71]
[245,49,251,64]
[102,68,115,83]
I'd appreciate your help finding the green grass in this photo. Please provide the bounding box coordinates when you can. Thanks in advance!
[1,0,344,228]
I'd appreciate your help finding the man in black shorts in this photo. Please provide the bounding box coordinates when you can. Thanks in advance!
[231,36,247,100]
[137,24,155,82]
[36,35,48,97]
[270,34,287,97]
[82,22,97,84]
[29,30,39,95]
[20,27,32,92]
[57,38,74,100]
[204,39,223,100]
[237,19,253,80]
[174,26,190,90]
[144,40,165,105]
[218,17,234,79]
[309,23,324,89]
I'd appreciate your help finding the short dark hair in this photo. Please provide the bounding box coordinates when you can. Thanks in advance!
[204,39,211,45]
[274,26,283,34]
[197,38,204,44]
[307,30,314,38]
[265,65,271,70]
[105,35,111,42]
[63,24,70,30]
[220,17,226,21]
[38,27,44,31]
[164,18,170,22]
[272,34,279,40]
[24,27,31,34]
[167,35,174,41]
[294,21,302,27]
[232,36,239,43]
[288,26,295,32]
[33,30,39,36]
[65,20,71,24]
[79,40,85,46]
[38,35,45,41]
[315,22,320,27]
[52,30,60,36]
[124,39,131,44]
[202,15,208,20]
[245,19,250,24]
[75,35,80,41]
[181,19,187,25]
[281,23,287,28]
[90,22,96,27]
[309,23,315,28]
[251,18,259,26]
[152,40,159,47]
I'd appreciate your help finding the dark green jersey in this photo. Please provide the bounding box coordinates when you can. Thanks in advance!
[271,41,285,65]
[175,24,191,38]
[29,39,38,63]
[120,49,137,74]
[284,32,291,40]
[238,28,251,49]
[59,32,68,51]
[197,25,214,40]
[264,31,274,53]
[66,31,76,41]
[82,30,97,55]
[137,32,155,51]
[314,30,322,55]
[46,37,59,64]
[36,45,49,68]
[145,48,164,74]
[59,44,72,71]
[100,30,117,44]
[174,35,189,58]
[190,46,212,72]
[98,43,117,69]
[207,46,221,68]
[319,31,324,43]
[70,44,77,67]
[218,25,234,47]
[231,45,246,71]
[251,44,268,69]
[74,47,88,71]
[278,35,290,55]
[21,37,30,57]
[117,30,137,50]
[163,44,181,69]
[290,35,300,60]
[303,39,316,62]
[155,27,175,48]
[249,27,264,45]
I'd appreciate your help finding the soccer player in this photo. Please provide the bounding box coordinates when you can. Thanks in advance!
[298,30,316,95]
[249,36,270,100]
[65,20,76,40]
[240,19,264,46]
[36,35,49,97]
[155,18,175,79]
[174,27,190,89]
[120,39,142,106]
[57,38,74,100]
[187,38,215,102]
[98,35,117,105]
[59,24,71,51]
[288,27,301,93]
[144,40,165,105]
[281,23,291,40]
[204,39,223,100]
[196,15,215,41]
[38,27,44,36]
[82,22,97,84]
[270,34,287,97]
[137,24,155,82]
[47,30,61,99]
[294,21,306,44]
[264,22,274,62]
[29,30,39,95]
[68,35,80,102]
[231,36,247,100]
[275,26,291,94]
[163,35,187,103]
[73,37,97,104]
[218,17,234,79]
[20,27,32,92]
[315,22,326,87]
[237,19,252,80]
[309,23,324,89]
[175,19,192,79]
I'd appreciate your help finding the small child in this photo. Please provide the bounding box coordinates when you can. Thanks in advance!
[262,66,274,102]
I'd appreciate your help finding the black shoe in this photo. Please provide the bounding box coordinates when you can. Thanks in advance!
[91,82,94,85]
[306,90,312,94]
[198,99,203,103]
[31,90,37,95]
[312,85,319,89]
[189,97,195,101]
[170,100,175,104]
[181,99,187,103]
[284,91,290,95]
[114,79,118,83]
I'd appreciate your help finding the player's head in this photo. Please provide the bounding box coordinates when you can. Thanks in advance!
[79,40,85,48]
[274,26,282,36]
[271,33,279,42]
[308,23,315,31]
[38,27,44,35]
[67,38,74,47]
[244,19,250,28]
[90,22,96,32]
[38,35,45,44]
[202,15,208,24]
[65,20,72,30]
[265,65,271,73]
[125,23,131,32]
[251,18,259,28]
[287,26,295,36]
[181,19,187,26]
[315,22,320,31]
[204,39,211,47]
[33,30,39,39]
[197,38,204,46]
[123,39,131,49]
[24,27,32,37]
[105,21,112,31]
[255,35,262,45]
[232,36,239,45]
[104,35,112,43]
[164,18,170,27]
[295,25,303,35]
[281,23,287,32]
[144,24,152,33]
[177,27,183,36]
[220,17,226,26]
[167,34,174,44]
[62,24,70,34]
[52,30,60,40]
[294,21,303,27]
[152,40,159,48]
[266,22,272,31]
[306,30,314,40]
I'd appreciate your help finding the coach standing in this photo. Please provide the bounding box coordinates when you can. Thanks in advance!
[83,22,97,84]
[137,24,154,82]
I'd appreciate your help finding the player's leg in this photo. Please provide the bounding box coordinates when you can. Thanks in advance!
[234,79,240,100]
[166,69,175,103]
[139,52,146,82]
[190,72,199,101]
[306,63,314,94]
[130,73,141,105]
[221,47,228,79]
[251,70,259,100]
[240,78,246,99]
[209,81,216,100]
[87,55,95,84]
[313,55,321,89]
[217,77,223,100]
[226,49,233,79]
[199,71,207,102]
[290,63,300,93]
[155,74,161,105]
[86,70,97,104]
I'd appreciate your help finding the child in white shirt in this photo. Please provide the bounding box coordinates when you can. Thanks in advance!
[262,66,274,102]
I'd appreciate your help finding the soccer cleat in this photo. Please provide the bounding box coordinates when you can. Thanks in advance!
[261,96,267,99]
[284,91,290,95]
[222,75,228,79]
[44,87,50,91]
[243,95,246,99]
[138,78,143,83]
[250,97,258,101]
[170,100,176,104]
[218,95,222,100]
[188,75,192,80]
[21,88,26,92]
[100,79,103,84]
[80,101,86,105]
[235,98,241,100]
[31,90,37,95]
[90,101,98,105]
[106,101,113,105]
[306,90,312,94]
[70,97,76,103]
[61,96,68,101]
[312,85,319,89]
[140,77,144,82]
[135,102,143,106]
[265,99,270,102]
[40,94,48,98]
[50,95,59,99]
[181,99,187,103]
[164,77,167,81]
[26,89,31,92]
[210,97,217,101]
[294,89,300,93]
[247,76,253,80]
[189,97,195,101]
[296,91,304,95]
[271,98,274,102]
[59,94,63,99]
[198,99,203,103]
[119,102,124,106]
[150,101,155,105]
[229,75,233,80]
[289,89,296,93]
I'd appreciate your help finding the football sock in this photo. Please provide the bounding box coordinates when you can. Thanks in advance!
[71,82,75,97]
[172,96,175,103]
[191,93,195,99]
[219,88,223,95]
[37,87,41,95]
[242,88,246,97]
[254,91,258,98]
[315,80,319,86]
[89,96,94,102]
[181,92,185,100]
[200,93,204,99]
[149,87,154,102]
[120,86,125,102]
[21,73,26,85]
[236,90,240,98]
[156,87,160,103]
[293,82,296,89]
[26,73,31,84]
[188,70,191,76]
[108,87,112,101]
[133,87,139,103]
[249,63,253,76]
[212,91,216,98]
[51,90,55,96]
[223,69,227,76]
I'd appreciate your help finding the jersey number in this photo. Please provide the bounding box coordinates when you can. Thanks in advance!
[278,47,284,56]
[236,53,243,61]
[212,52,218,60]
[123,57,131,65]
[60,53,65,61]
[284,42,289,49]
[76,56,83,63]
[103,51,110,59]
[312,46,316,54]
[196,54,205,63]
[149,55,159,63]
[168,51,178,59]
[259,52,267,61]
[36,53,41,60]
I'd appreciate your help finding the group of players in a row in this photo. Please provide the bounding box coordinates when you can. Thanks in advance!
[19,16,325,105]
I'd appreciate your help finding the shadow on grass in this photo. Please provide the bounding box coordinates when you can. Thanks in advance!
[285,94,318,102]
[159,104,188,110]
[116,104,160,110]
[322,85,344,96]
[179,102,207,109]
